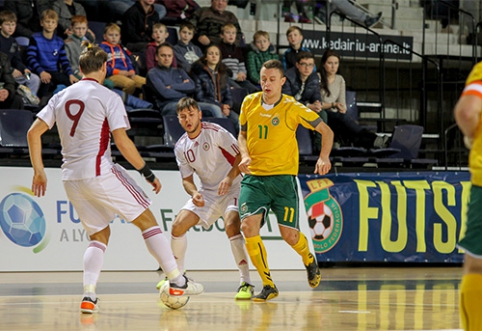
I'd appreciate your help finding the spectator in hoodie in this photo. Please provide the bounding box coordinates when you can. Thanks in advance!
[219,23,258,94]
[246,31,279,85]
[145,23,177,73]
[100,23,145,95]
[121,0,161,53]
[190,44,239,127]
[173,22,202,73]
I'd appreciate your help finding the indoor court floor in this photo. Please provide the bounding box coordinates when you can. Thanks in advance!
[0,266,462,331]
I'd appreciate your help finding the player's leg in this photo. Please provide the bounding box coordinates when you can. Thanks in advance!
[271,175,321,288]
[224,210,254,300]
[458,184,482,330]
[171,209,201,275]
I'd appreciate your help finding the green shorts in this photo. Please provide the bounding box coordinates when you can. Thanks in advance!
[239,174,299,230]
[458,185,482,257]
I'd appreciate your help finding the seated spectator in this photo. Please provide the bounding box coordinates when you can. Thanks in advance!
[189,0,243,48]
[313,0,382,28]
[246,30,279,85]
[100,23,146,95]
[145,23,177,73]
[52,0,95,41]
[161,0,199,25]
[219,23,258,94]
[190,44,239,126]
[0,51,25,109]
[146,43,197,114]
[26,9,78,98]
[0,10,41,97]
[106,0,166,23]
[4,0,55,38]
[282,52,327,123]
[319,49,387,149]
[173,22,202,73]
[121,0,160,53]
[283,0,312,23]
[282,26,313,71]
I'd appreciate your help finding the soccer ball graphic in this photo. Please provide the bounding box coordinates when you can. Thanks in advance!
[308,202,333,241]
[0,193,46,247]
[159,282,190,310]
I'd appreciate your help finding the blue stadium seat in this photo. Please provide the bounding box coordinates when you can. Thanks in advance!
[203,117,237,137]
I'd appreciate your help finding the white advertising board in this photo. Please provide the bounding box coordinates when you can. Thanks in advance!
[0,167,313,271]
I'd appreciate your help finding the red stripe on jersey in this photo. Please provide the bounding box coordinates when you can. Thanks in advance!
[231,143,240,154]
[202,122,221,131]
[220,147,235,165]
[111,166,150,209]
[142,227,162,240]
[96,119,110,176]
[89,241,106,252]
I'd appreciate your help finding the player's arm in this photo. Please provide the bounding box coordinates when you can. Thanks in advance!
[237,129,251,174]
[313,120,334,175]
[181,174,204,207]
[111,128,161,193]
[27,118,49,197]
[218,153,241,196]
[454,94,482,146]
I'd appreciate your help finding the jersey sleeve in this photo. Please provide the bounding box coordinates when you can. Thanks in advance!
[174,143,195,179]
[463,62,482,98]
[105,91,131,131]
[215,128,239,158]
[36,94,59,129]
[293,98,323,130]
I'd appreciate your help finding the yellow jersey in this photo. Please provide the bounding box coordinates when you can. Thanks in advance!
[462,62,482,185]
[239,92,322,176]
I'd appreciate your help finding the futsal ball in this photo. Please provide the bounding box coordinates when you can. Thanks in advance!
[0,193,46,247]
[308,202,333,241]
[159,282,190,310]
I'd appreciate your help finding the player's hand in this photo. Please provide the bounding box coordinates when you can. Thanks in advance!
[69,74,79,84]
[238,156,252,174]
[150,177,162,194]
[218,177,232,196]
[314,157,331,175]
[40,71,51,84]
[198,35,211,46]
[192,192,205,207]
[32,171,47,197]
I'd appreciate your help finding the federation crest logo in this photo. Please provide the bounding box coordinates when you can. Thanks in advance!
[0,188,50,252]
[203,142,210,151]
[271,116,280,126]
[304,179,343,253]
[241,202,248,214]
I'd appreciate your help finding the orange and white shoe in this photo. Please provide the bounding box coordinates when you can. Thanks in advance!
[80,296,99,314]
[169,276,204,296]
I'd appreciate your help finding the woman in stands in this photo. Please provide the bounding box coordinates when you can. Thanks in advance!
[190,44,239,128]
[318,49,387,149]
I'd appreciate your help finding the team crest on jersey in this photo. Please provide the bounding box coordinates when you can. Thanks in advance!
[271,116,280,126]
[203,142,210,151]
[241,202,248,213]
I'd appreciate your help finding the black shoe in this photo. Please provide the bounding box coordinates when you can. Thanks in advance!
[364,12,382,28]
[305,254,321,288]
[314,10,326,25]
[253,284,279,302]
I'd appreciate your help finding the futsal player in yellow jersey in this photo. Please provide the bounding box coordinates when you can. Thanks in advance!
[455,61,482,331]
[238,59,334,301]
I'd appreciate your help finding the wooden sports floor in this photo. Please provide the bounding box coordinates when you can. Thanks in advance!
[0,266,462,331]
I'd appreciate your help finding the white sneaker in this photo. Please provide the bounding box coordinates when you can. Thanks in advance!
[169,276,204,296]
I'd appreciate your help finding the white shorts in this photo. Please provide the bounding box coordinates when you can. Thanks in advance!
[181,186,240,229]
[63,164,151,236]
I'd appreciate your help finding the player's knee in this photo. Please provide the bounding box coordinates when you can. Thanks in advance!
[171,221,187,237]
[281,228,299,246]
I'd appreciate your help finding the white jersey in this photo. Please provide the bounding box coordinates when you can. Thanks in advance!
[174,122,241,192]
[37,78,130,180]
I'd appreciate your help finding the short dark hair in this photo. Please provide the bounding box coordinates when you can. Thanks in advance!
[0,10,17,24]
[156,42,173,56]
[79,41,107,74]
[296,51,314,63]
[177,97,200,113]
[262,59,285,77]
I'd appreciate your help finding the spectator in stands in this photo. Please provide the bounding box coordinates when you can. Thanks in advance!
[319,49,387,149]
[190,44,239,126]
[146,43,198,114]
[313,0,382,28]
[173,22,202,73]
[283,0,312,23]
[219,23,258,94]
[282,52,327,123]
[4,1,55,38]
[26,9,78,98]
[100,23,146,95]
[121,0,160,53]
[0,10,41,97]
[246,30,279,85]
[52,0,95,41]
[189,0,243,48]
[106,0,166,22]
[282,26,312,71]
[146,23,177,73]
[0,51,25,109]
[161,0,199,25]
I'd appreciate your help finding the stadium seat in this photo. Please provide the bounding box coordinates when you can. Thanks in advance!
[345,90,377,132]
[166,27,178,45]
[162,115,185,148]
[296,126,318,163]
[203,117,237,137]
[88,21,106,44]
[0,109,33,156]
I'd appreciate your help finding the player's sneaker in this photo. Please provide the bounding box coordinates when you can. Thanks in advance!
[156,277,168,290]
[169,276,204,296]
[234,282,254,300]
[252,284,278,302]
[80,296,99,314]
[305,256,321,288]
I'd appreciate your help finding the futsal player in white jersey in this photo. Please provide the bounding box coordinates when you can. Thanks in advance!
[162,97,254,300]
[27,43,204,314]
